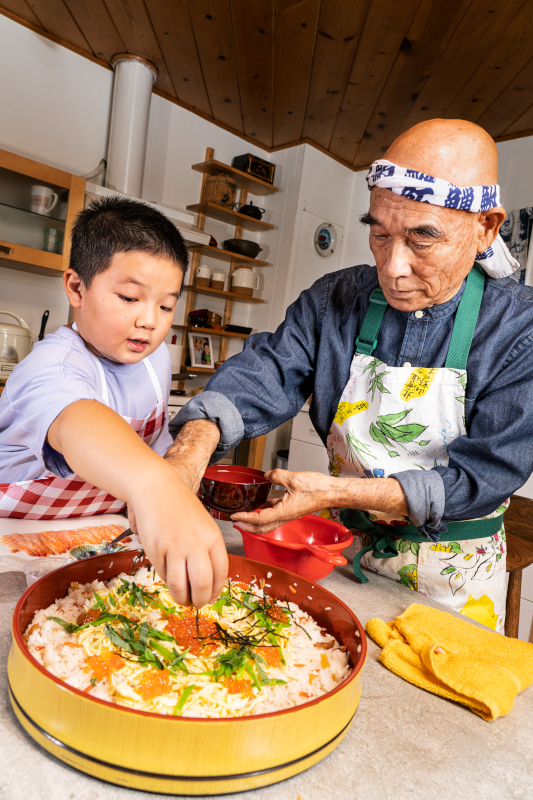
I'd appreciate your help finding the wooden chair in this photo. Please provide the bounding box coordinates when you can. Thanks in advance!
[504,496,533,638]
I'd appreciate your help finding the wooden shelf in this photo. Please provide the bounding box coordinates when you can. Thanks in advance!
[190,244,269,267]
[191,159,279,196]
[186,202,274,232]
[173,324,250,339]
[183,284,265,303]
[185,365,218,373]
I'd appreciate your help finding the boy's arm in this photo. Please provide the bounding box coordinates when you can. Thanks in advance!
[47,400,228,608]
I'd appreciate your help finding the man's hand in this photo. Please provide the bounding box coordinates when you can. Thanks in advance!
[48,400,228,607]
[231,468,407,533]
[164,419,220,493]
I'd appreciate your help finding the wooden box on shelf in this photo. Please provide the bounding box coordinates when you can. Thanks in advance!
[0,149,86,277]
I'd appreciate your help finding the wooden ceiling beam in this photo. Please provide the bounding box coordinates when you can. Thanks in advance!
[25,0,92,52]
[352,0,471,168]
[272,0,320,148]
[231,0,274,149]
[102,0,177,97]
[398,0,525,135]
[442,1,533,127]
[187,0,244,133]
[0,0,41,27]
[62,0,125,63]
[144,0,212,117]
[302,0,370,149]
[477,53,533,139]
[328,0,419,165]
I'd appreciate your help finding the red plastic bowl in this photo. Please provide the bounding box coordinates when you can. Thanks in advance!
[234,515,353,581]
[200,465,271,521]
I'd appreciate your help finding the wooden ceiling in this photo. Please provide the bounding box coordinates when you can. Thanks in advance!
[3,0,533,170]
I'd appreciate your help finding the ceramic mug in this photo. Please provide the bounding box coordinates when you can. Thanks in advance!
[231,267,259,297]
[195,264,212,287]
[31,185,59,216]
[211,271,226,290]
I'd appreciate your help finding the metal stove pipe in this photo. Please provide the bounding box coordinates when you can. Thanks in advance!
[106,54,158,198]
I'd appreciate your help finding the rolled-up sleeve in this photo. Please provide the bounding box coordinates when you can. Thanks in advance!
[169,391,244,462]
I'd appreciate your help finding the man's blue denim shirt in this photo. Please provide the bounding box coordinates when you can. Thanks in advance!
[171,265,533,538]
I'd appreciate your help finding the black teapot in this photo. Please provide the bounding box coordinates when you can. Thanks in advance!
[238,201,265,220]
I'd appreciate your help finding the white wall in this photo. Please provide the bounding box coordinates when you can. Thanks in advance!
[497,135,533,212]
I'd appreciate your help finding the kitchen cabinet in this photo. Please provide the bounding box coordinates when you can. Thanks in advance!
[0,149,85,277]
[288,407,329,474]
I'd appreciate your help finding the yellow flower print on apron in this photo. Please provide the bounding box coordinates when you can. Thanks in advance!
[326,265,507,633]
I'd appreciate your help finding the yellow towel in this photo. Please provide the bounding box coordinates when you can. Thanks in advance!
[366,603,533,720]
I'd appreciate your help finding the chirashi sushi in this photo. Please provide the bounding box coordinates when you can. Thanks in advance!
[24,566,351,717]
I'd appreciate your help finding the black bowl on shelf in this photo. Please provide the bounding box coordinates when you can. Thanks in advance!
[188,309,209,327]
[223,239,262,259]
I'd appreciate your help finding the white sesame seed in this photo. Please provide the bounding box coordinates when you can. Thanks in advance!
[355,630,360,637]
[265,583,271,587]
[357,644,361,653]
[109,562,113,568]
[267,572,272,578]
[325,607,331,611]
[97,570,104,574]
[308,596,313,600]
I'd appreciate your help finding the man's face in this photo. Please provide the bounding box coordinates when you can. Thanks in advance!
[367,188,480,311]
[194,339,202,351]
[69,251,182,363]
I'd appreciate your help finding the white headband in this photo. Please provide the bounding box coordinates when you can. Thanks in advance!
[366,159,519,280]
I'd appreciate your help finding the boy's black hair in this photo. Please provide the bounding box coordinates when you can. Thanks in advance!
[69,195,189,286]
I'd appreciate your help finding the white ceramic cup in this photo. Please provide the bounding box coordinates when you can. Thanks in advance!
[196,264,212,280]
[231,267,259,291]
[31,185,59,216]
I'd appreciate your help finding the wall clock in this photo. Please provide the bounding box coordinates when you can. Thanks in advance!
[314,221,337,257]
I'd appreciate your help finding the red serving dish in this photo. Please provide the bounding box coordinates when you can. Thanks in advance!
[200,465,271,521]
[234,515,353,581]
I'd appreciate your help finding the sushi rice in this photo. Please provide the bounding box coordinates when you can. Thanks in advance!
[24,568,351,718]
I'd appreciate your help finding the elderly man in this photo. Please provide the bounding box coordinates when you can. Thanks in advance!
[168,120,533,633]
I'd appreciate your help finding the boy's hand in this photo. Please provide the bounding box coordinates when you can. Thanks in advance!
[132,473,228,607]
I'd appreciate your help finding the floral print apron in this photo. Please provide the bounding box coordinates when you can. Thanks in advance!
[0,347,165,520]
[326,266,507,633]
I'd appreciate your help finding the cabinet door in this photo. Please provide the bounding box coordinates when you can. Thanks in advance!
[291,409,323,446]
[288,439,329,474]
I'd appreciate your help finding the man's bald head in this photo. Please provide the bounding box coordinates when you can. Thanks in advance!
[384,119,498,187]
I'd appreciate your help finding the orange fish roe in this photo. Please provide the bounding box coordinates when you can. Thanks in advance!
[267,603,288,623]
[136,669,170,701]
[255,645,282,668]
[86,652,124,681]
[231,581,250,591]
[223,677,254,697]
[77,608,101,625]
[165,611,218,656]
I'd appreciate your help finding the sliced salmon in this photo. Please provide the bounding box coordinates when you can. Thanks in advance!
[0,524,129,556]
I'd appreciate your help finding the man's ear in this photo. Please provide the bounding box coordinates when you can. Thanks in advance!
[63,269,84,308]
[477,208,506,252]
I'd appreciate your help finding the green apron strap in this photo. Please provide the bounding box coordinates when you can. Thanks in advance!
[355,287,388,356]
[445,264,485,370]
[341,508,504,583]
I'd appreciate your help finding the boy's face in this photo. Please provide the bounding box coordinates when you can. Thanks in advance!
[65,251,183,363]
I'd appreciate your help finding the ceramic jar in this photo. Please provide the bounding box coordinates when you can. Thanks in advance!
[195,264,211,287]
[210,271,226,290]
[231,267,259,297]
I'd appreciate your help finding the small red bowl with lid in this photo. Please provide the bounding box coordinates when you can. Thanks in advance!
[234,514,353,581]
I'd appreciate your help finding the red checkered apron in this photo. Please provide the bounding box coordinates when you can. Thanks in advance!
[0,353,166,520]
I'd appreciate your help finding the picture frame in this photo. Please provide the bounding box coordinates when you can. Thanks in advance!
[188,332,215,370]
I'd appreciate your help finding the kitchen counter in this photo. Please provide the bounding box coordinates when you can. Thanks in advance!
[1,522,533,800]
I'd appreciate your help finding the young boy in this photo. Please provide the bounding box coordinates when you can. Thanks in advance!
[0,196,227,607]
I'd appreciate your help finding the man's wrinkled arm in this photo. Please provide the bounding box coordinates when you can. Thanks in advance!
[165,419,220,493]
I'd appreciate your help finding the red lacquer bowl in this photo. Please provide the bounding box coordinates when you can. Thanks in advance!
[235,514,354,581]
[200,465,271,521]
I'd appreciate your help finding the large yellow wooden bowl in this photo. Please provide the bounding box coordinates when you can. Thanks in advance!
[8,552,366,795]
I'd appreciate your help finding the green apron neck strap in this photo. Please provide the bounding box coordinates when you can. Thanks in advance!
[355,287,388,356]
[445,264,485,370]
